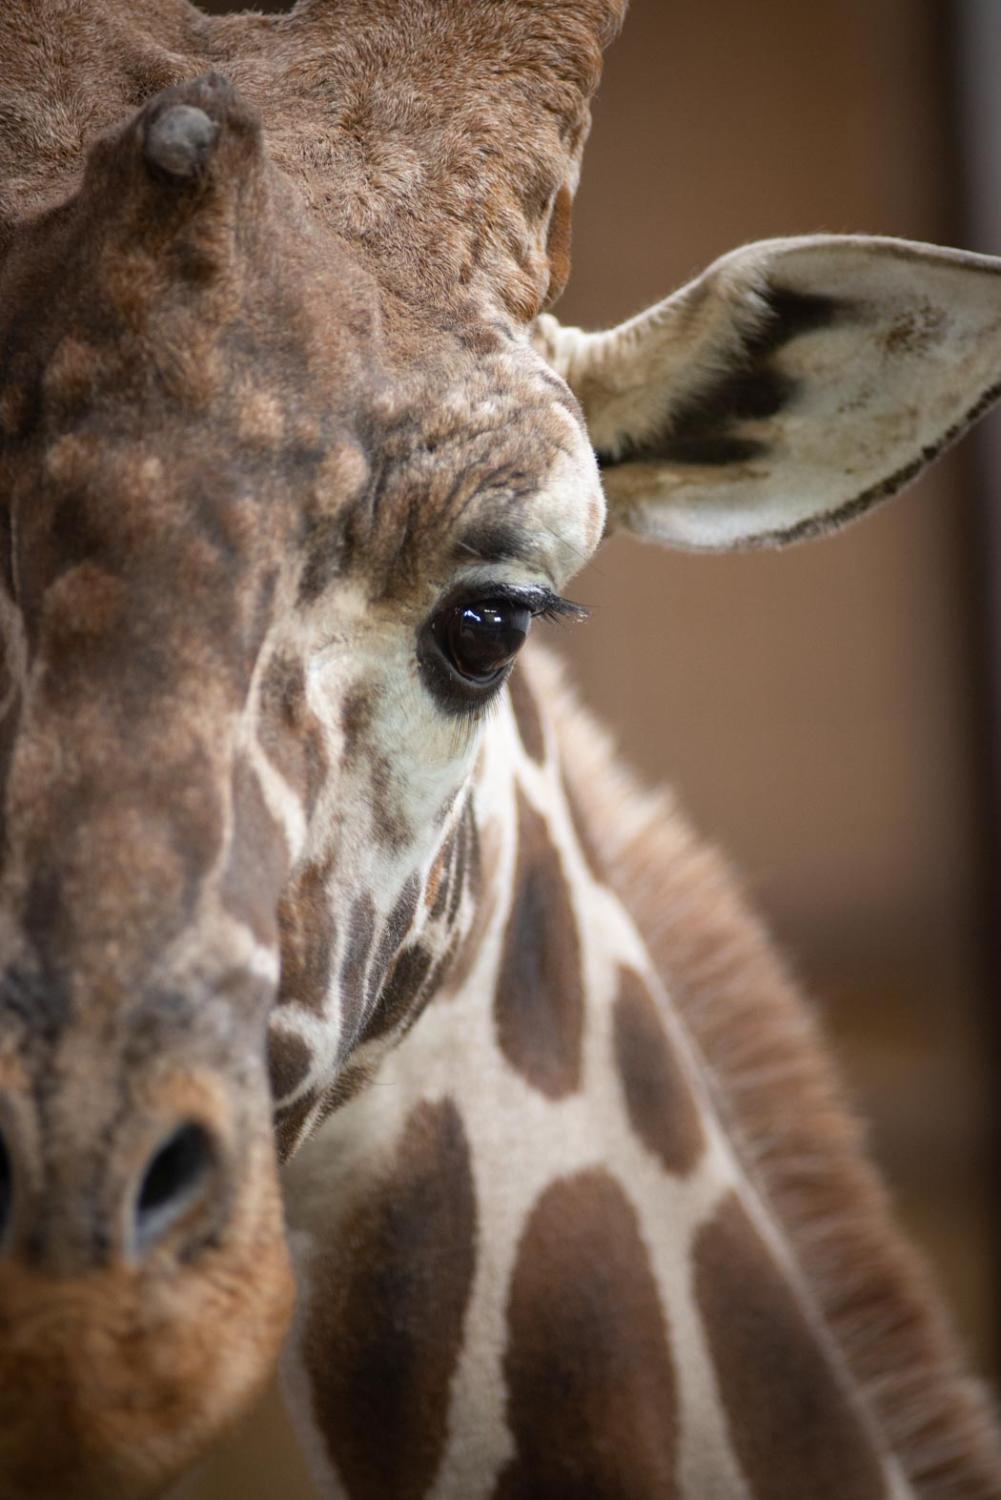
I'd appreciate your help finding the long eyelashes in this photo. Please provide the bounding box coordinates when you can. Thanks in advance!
[533,591,590,625]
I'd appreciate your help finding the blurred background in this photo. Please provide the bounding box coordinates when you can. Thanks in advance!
[177,0,1001,1493]
[556,0,1001,1380]
[557,0,1001,1377]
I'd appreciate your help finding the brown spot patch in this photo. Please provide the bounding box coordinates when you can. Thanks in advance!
[159,338,225,411]
[447,798,474,927]
[304,1099,476,1499]
[0,384,28,436]
[99,245,160,334]
[460,795,482,909]
[42,335,104,409]
[258,653,329,819]
[370,754,410,849]
[340,683,376,765]
[339,891,376,1045]
[366,875,422,1009]
[18,745,224,980]
[507,667,547,764]
[41,562,125,644]
[366,942,434,1043]
[267,1027,312,1104]
[275,1086,318,1162]
[495,1168,677,1498]
[277,857,335,1015]
[426,824,457,920]
[613,967,704,1176]
[495,787,583,1098]
[695,1194,887,1499]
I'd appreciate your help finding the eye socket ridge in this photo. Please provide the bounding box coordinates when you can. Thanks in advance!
[419,584,586,714]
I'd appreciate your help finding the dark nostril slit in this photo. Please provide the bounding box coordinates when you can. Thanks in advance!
[135,1121,213,1254]
[0,1130,10,1243]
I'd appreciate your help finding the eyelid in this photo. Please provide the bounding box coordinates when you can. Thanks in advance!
[452,581,589,623]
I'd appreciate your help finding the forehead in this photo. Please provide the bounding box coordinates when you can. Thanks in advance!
[0,159,600,611]
[299,331,601,604]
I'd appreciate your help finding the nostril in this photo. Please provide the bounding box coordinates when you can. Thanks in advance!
[0,1130,10,1244]
[134,1121,214,1255]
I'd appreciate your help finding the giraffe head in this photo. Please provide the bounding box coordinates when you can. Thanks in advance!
[0,9,611,1488]
[2,3,1001,1495]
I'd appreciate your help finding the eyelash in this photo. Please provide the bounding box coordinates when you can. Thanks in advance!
[478,583,589,624]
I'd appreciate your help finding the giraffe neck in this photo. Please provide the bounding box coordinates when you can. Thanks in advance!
[274,646,944,1500]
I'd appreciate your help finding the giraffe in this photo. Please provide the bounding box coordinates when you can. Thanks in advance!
[0,4,1000,1499]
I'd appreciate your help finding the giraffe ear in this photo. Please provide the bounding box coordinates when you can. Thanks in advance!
[534,236,1001,550]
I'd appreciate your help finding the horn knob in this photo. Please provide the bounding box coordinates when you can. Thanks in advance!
[144,104,220,181]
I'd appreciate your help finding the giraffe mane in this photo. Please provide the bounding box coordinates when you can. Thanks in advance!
[530,645,1001,1499]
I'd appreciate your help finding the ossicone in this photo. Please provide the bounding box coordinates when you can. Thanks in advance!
[137,73,262,189]
[144,103,220,182]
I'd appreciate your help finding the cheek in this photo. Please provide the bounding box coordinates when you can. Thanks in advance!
[333,659,485,922]
[338,652,485,837]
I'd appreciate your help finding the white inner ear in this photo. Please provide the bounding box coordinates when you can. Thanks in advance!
[539,236,1001,551]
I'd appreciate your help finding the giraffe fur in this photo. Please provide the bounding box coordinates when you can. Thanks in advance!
[269,652,978,1499]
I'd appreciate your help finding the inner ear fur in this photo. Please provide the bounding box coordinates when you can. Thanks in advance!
[534,235,1001,550]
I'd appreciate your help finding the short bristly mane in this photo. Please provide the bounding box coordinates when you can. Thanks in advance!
[532,645,1001,1499]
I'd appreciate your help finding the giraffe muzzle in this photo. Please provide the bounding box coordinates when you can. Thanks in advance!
[0,1046,294,1498]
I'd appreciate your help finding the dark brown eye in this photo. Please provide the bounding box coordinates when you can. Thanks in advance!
[418,586,586,715]
[435,599,532,684]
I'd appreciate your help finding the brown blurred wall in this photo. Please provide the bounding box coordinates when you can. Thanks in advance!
[563,0,973,962]
[557,0,996,1369]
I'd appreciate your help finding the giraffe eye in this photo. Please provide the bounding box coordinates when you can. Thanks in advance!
[419,586,585,714]
[434,599,532,685]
